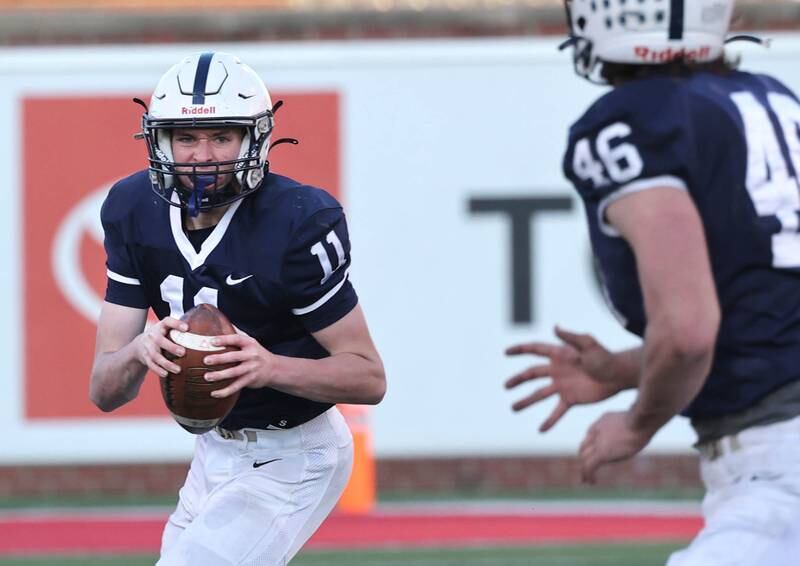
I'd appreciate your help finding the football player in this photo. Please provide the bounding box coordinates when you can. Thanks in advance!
[89,52,386,566]
[505,1,800,564]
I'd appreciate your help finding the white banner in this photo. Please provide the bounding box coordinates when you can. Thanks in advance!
[0,35,797,463]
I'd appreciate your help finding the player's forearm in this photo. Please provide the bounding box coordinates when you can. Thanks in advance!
[89,336,148,412]
[608,347,644,391]
[628,321,715,434]
[268,352,386,405]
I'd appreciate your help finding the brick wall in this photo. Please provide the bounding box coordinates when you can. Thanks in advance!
[0,462,190,499]
[0,454,700,499]
[377,454,700,493]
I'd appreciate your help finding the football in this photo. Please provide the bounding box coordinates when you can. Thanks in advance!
[159,304,241,434]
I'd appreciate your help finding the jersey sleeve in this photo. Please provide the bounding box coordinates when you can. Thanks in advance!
[100,183,149,309]
[562,81,694,235]
[282,207,358,332]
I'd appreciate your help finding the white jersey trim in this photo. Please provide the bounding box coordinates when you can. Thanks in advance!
[292,268,350,316]
[107,269,141,286]
[169,191,244,271]
[597,175,688,237]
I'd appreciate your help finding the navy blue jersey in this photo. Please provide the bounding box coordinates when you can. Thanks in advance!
[101,171,358,429]
[563,70,800,419]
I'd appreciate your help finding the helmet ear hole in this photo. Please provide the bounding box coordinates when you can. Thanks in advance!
[155,129,175,189]
[237,129,251,162]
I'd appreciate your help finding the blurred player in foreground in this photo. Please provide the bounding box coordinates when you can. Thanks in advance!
[89,51,385,565]
[506,1,800,564]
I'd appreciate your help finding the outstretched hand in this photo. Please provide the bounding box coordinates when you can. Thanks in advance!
[504,326,622,432]
[578,411,654,484]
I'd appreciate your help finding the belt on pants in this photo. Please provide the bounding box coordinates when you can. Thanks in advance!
[696,433,742,461]
[214,424,290,441]
[214,426,259,442]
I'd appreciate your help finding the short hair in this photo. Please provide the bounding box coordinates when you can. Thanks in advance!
[600,57,738,85]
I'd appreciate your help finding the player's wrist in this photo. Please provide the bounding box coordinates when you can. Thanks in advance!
[130,332,149,368]
[261,352,284,388]
[625,403,666,437]
[609,348,642,390]
[592,362,631,395]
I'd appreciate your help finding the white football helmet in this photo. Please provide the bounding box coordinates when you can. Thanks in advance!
[564,0,735,82]
[140,51,275,214]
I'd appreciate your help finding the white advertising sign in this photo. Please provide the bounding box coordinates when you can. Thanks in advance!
[0,35,797,463]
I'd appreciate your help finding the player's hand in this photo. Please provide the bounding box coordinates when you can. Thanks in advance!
[504,326,621,432]
[138,317,188,377]
[202,329,276,398]
[578,410,654,484]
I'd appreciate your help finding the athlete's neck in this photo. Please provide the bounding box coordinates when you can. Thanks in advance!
[183,205,229,231]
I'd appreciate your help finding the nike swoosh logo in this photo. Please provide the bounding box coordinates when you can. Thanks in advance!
[252,458,281,469]
[750,472,783,482]
[226,274,254,285]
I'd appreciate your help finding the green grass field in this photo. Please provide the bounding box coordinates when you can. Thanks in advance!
[0,487,704,510]
[0,543,684,566]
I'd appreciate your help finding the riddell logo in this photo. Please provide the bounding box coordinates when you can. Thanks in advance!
[181,106,216,115]
[634,46,712,63]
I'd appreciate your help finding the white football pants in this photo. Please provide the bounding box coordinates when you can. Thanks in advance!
[157,406,354,566]
[667,415,800,566]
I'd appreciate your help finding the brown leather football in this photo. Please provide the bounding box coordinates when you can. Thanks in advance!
[160,304,241,434]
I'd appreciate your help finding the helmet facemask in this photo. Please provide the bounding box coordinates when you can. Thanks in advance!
[562,0,603,83]
[142,111,274,217]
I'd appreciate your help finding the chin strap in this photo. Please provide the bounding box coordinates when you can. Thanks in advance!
[266,100,300,152]
[558,36,579,51]
[269,137,299,151]
[132,98,149,140]
[725,34,771,47]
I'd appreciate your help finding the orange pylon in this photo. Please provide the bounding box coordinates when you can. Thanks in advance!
[336,404,376,513]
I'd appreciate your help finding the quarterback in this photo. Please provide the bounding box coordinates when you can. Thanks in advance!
[89,52,386,565]
[506,1,800,564]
